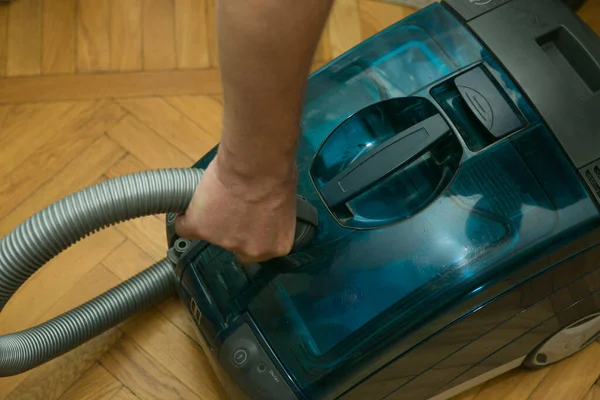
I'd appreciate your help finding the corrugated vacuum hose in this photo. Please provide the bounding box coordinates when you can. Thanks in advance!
[0,168,204,376]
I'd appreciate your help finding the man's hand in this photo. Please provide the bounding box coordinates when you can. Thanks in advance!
[174,0,333,262]
[174,151,298,263]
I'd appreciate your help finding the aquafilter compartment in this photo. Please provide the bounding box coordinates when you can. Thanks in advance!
[310,96,463,229]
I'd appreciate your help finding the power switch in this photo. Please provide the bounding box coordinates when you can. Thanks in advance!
[232,348,249,367]
[225,337,259,371]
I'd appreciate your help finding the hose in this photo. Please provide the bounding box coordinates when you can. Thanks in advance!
[0,168,203,376]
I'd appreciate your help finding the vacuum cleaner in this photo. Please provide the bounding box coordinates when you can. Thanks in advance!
[1,0,600,399]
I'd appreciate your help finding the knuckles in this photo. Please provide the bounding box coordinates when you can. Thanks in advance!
[219,235,294,263]
[179,220,296,263]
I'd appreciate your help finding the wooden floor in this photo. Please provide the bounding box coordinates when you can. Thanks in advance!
[0,0,599,399]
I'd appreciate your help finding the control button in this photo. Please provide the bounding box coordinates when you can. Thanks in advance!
[218,323,299,400]
[257,362,266,373]
[233,348,249,367]
[443,0,513,21]
[454,66,523,139]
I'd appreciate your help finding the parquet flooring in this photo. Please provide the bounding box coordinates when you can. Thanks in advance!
[0,0,599,399]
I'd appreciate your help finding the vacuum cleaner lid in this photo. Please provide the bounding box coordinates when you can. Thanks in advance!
[185,2,600,399]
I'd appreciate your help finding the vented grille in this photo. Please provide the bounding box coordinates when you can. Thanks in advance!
[580,160,600,206]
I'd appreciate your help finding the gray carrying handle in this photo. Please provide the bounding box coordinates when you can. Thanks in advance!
[166,194,319,256]
[320,113,451,208]
[292,195,319,252]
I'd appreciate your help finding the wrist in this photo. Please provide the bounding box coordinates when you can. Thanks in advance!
[213,144,298,199]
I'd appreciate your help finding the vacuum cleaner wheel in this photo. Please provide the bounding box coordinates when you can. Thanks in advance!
[524,312,600,369]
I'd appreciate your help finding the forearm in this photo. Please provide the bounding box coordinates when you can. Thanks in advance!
[215,0,333,183]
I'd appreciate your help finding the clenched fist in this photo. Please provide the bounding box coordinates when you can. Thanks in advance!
[175,152,298,263]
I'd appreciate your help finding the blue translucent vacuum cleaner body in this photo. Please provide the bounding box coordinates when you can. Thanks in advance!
[165,0,600,399]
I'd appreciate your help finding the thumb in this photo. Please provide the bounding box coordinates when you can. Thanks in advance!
[174,213,195,239]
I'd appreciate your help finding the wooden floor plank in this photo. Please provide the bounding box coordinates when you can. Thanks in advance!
[111,387,141,400]
[44,263,124,319]
[175,0,210,69]
[116,97,218,161]
[156,296,203,346]
[0,101,78,177]
[164,94,223,139]
[107,114,195,169]
[6,0,42,76]
[529,341,600,400]
[0,68,222,104]
[120,310,226,400]
[585,384,600,400]
[3,329,123,400]
[0,264,124,398]
[314,20,332,63]
[109,0,143,72]
[0,4,8,76]
[44,262,123,312]
[59,363,123,400]
[583,385,600,400]
[142,0,177,70]
[0,229,126,336]
[358,0,416,40]
[0,104,11,124]
[2,2,599,399]
[0,100,126,220]
[470,366,551,400]
[211,93,224,104]
[77,0,111,73]
[450,386,481,400]
[102,240,156,281]
[328,0,363,58]
[0,102,46,132]
[579,1,600,35]
[100,335,201,400]
[0,135,126,235]
[105,154,151,178]
[113,216,168,261]
[42,0,76,74]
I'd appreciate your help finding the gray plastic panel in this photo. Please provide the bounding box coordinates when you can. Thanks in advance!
[443,0,513,21]
[454,66,523,138]
[466,0,600,169]
[218,323,298,400]
[581,160,600,206]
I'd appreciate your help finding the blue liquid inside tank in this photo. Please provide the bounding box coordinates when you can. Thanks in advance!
[189,4,600,399]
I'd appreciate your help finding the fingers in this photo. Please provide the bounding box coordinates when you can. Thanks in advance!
[235,253,261,265]
[174,213,197,239]
[235,248,284,265]
[172,177,297,264]
[174,212,275,262]
[237,233,295,264]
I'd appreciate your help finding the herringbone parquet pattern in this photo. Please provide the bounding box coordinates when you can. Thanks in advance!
[0,0,599,399]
